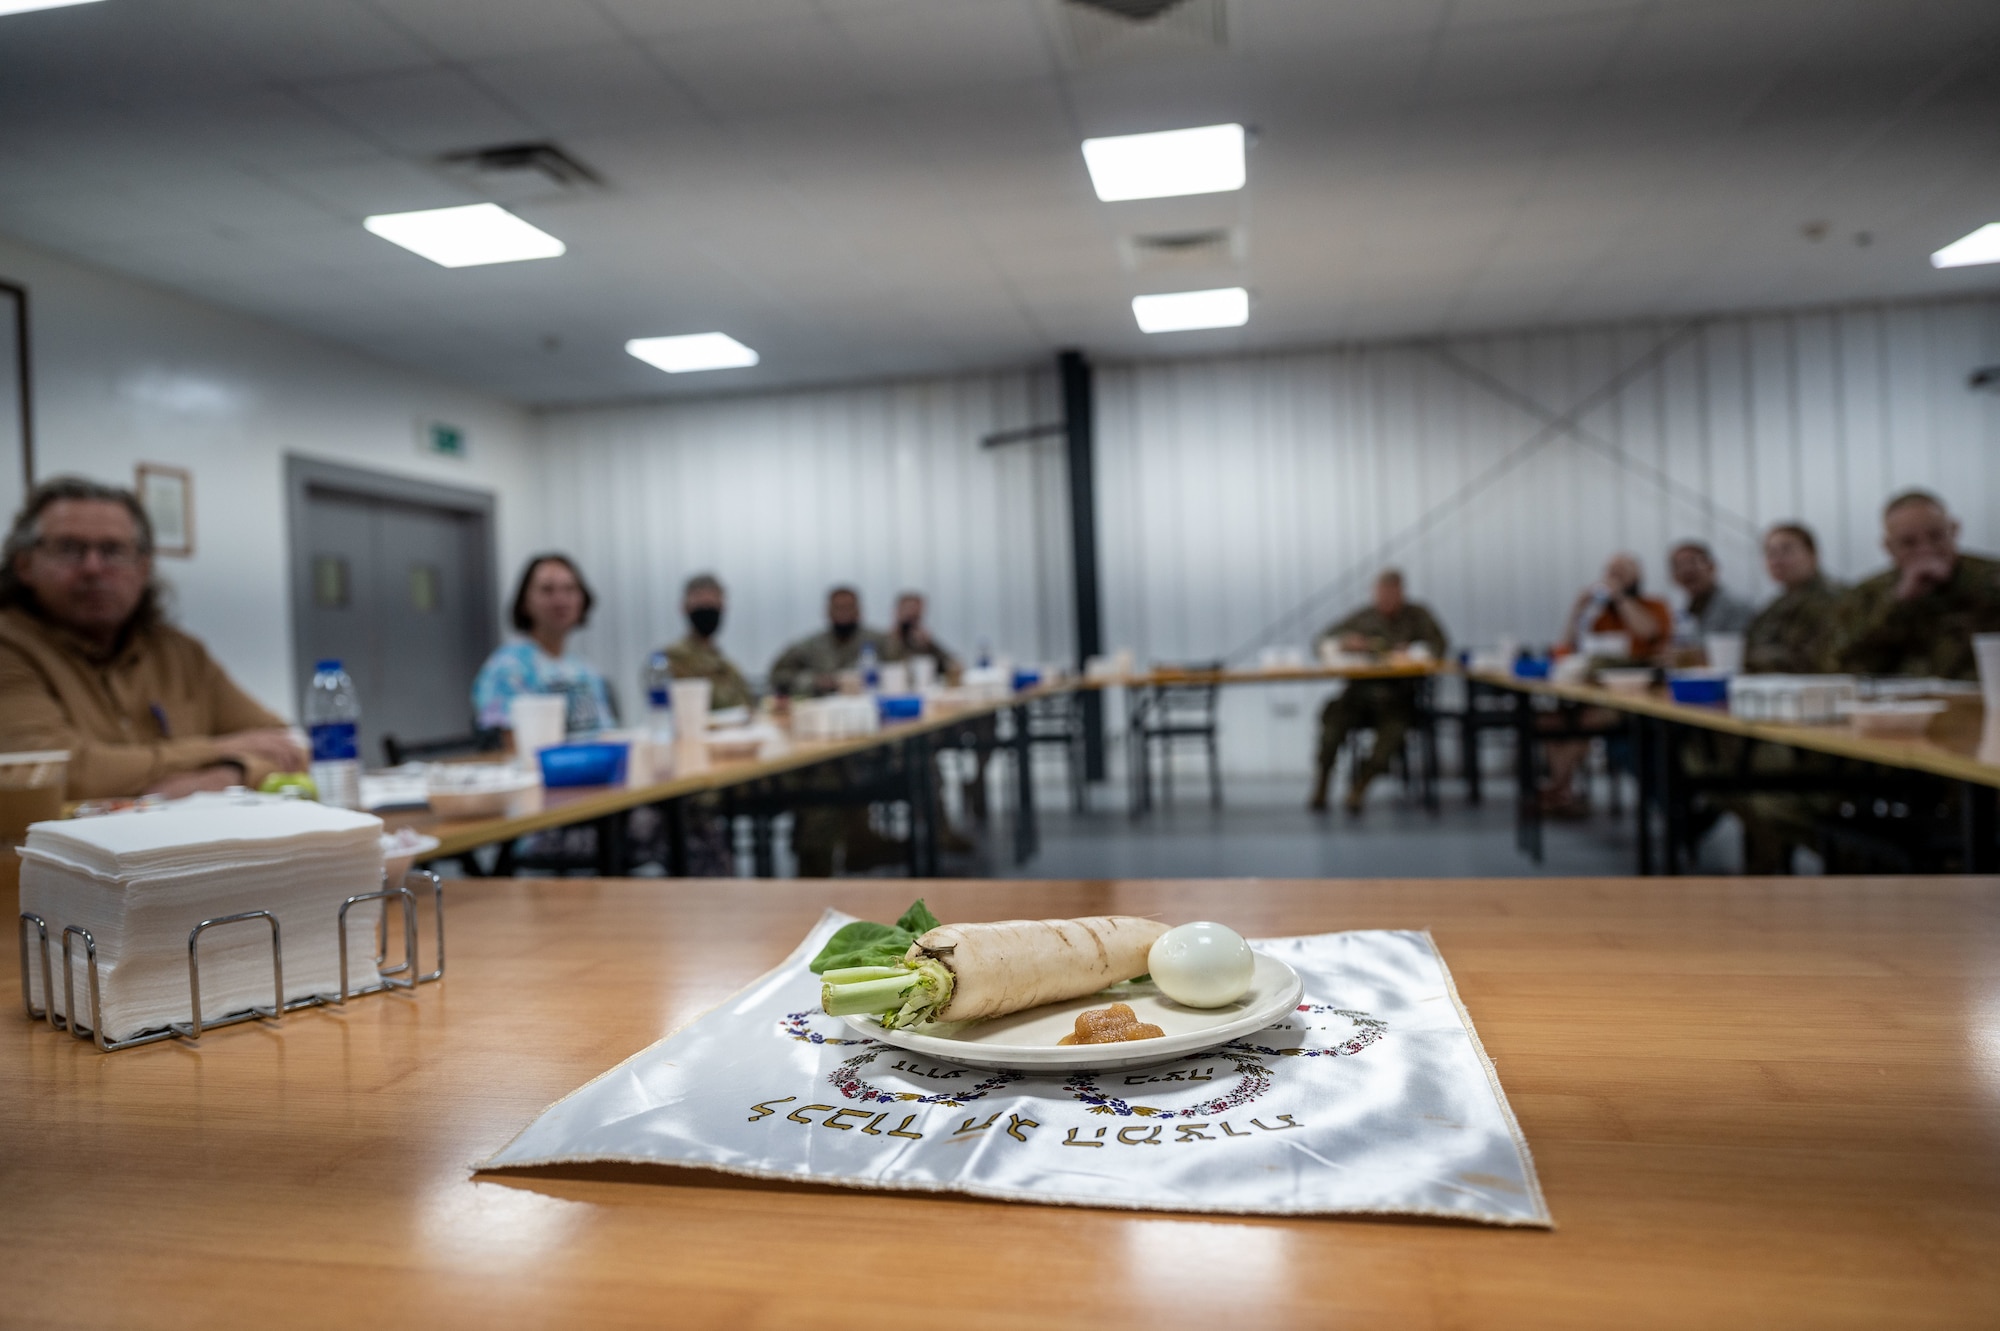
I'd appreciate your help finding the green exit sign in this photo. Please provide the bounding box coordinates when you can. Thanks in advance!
[422,421,467,458]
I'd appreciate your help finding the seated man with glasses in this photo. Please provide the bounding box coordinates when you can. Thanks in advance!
[0,476,305,799]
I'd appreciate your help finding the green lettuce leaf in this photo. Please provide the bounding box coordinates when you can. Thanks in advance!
[808,898,940,974]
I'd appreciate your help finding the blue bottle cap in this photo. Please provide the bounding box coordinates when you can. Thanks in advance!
[316,659,342,672]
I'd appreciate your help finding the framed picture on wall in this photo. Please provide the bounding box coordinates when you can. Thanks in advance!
[136,463,193,557]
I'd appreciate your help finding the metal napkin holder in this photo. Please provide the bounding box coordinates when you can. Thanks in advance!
[16,869,444,1052]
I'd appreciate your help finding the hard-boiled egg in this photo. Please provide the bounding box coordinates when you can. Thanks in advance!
[1148,922,1255,1008]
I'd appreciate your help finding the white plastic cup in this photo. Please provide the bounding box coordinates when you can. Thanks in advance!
[508,695,567,765]
[669,677,712,738]
[879,662,911,695]
[1975,633,2000,715]
[909,656,937,693]
[1705,632,1745,677]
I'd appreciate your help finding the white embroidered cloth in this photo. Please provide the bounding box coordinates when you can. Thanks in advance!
[482,911,1550,1226]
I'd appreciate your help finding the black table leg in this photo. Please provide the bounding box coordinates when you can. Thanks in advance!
[1514,693,1542,863]
[661,798,688,878]
[1964,780,1998,873]
[1635,715,1656,876]
[751,812,775,878]
[594,812,630,877]
[1464,681,1484,806]
[1661,720,1687,876]
[1009,704,1038,865]
[906,734,937,878]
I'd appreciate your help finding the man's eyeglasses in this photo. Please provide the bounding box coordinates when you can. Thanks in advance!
[34,538,147,569]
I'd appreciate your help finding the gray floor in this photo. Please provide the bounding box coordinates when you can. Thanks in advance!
[992,774,1657,880]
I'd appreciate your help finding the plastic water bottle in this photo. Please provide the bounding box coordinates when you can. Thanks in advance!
[305,659,362,809]
[643,651,675,743]
[858,642,880,692]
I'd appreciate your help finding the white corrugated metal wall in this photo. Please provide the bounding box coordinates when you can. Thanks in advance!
[536,295,1999,776]
[535,368,1074,715]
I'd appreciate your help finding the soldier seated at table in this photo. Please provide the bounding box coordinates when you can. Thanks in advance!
[661,572,752,712]
[0,476,305,800]
[883,590,962,683]
[1743,522,1843,674]
[769,586,902,875]
[1710,522,1844,872]
[1747,494,1999,874]
[768,586,892,698]
[1826,490,2000,678]
[1307,570,1448,815]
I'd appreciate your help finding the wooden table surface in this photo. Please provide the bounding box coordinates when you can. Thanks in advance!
[6,875,1997,1329]
[397,666,1441,859]
[1486,672,2000,789]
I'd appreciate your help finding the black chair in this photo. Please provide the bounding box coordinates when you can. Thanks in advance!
[1130,662,1223,812]
[1024,691,1088,812]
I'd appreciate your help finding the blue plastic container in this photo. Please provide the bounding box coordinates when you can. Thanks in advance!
[537,741,630,788]
[877,694,923,723]
[1513,657,1552,680]
[1011,667,1042,692]
[1667,672,1730,707]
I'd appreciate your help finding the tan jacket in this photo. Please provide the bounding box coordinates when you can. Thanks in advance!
[0,606,288,799]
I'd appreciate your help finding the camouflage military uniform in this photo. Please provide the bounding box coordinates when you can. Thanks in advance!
[1742,574,1843,675]
[1310,603,1449,808]
[881,627,961,679]
[1826,553,2000,678]
[768,624,901,874]
[663,633,753,711]
[768,627,894,697]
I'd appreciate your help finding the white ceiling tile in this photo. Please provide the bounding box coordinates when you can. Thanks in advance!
[0,0,1995,402]
[298,68,539,156]
[369,0,625,61]
[470,43,701,135]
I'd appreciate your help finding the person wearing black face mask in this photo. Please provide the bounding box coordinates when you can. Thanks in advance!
[659,573,752,711]
[769,585,892,697]
[882,590,962,681]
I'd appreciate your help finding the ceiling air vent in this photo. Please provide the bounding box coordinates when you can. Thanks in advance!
[1058,0,1226,66]
[1119,227,1243,274]
[1070,0,1187,17]
[435,142,603,203]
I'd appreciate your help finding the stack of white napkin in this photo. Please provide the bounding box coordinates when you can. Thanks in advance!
[18,792,386,1042]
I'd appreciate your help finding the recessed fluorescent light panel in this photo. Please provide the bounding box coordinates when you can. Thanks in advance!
[362,203,565,268]
[626,333,760,374]
[1931,223,2000,269]
[1132,286,1249,333]
[0,0,106,14]
[1082,123,1246,202]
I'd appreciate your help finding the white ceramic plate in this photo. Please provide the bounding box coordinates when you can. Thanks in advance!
[840,952,1304,1072]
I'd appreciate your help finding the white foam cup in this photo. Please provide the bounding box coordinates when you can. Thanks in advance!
[909,656,938,692]
[1974,633,2000,714]
[1704,632,1745,676]
[669,677,712,738]
[879,662,911,695]
[508,695,568,765]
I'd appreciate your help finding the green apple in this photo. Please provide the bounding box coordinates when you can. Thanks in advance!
[259,771,319,799]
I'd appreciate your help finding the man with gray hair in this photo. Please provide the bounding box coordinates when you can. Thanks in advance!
[0,476,304,799]
[660,571,751,711]
[1828,489,2000,677]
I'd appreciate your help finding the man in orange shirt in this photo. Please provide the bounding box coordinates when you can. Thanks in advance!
[1558,552,1672,662]
[1543,553,1672,816]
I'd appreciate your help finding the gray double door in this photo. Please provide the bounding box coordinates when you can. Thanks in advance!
[289,459,497,768]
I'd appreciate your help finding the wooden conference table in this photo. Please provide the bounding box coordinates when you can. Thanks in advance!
[6,875,1996,1328]
[1474,673,2000,873]
[387,664,1997,878]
